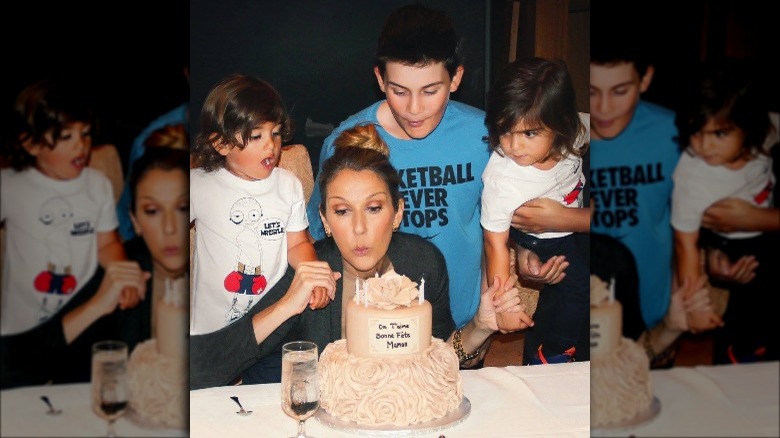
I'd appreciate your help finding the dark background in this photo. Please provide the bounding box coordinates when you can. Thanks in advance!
[592,0,779,114]
[3,1,189,173]
[190,0,489,174]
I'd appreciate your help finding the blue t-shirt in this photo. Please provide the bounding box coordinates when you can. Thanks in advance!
[307,100,489,327]
[590,100,680,328]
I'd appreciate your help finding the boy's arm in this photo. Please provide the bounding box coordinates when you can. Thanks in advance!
[287,230,317,268]
[511,198,590,234]
[483,229,511,287]
[674,229,722,332]
[673,229,702,289]
[97,229,127,266]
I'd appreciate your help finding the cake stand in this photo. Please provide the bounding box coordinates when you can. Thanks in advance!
[315,396,471,436]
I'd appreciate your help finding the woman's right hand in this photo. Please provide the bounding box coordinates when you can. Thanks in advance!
[283,262,341,314]
[94,261,150,315]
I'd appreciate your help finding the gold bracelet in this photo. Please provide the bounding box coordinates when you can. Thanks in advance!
[452,329,479,363]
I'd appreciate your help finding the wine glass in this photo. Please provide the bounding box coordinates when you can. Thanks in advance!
[281,341,320,438]
[91,340,129,437]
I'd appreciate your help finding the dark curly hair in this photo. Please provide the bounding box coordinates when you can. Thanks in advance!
[4,77,97,171]
[191,74,293,171]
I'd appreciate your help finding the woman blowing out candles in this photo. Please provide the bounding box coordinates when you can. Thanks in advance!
[190,124,529,389]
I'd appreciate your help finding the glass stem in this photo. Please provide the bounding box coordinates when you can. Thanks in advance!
[107,419,117,437]
[296,419,306,437]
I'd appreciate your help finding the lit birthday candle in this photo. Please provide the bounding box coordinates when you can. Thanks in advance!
[419,278,425,304]
[363,279,368,308]
[608,277,615,304]
[354,278,359,304]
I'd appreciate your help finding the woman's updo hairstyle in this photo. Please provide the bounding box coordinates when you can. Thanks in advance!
[318,124,401,214]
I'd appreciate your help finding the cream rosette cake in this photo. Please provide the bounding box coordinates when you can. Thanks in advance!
[128,276,188,429]
[590,275,653,428]
[319,269,463,427]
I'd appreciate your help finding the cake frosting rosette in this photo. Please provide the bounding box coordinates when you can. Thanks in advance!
[364,269,419,310]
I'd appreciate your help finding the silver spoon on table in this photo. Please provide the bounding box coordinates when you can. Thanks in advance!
[40,396,62,415]
[230,396,252,416]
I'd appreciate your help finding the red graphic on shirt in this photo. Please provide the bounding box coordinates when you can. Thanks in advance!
[563,179,584,205]
[754,180,773,205]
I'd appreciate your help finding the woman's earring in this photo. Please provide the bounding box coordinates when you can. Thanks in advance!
[325,227,332,238]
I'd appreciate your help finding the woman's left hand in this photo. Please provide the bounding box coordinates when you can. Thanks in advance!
[477,275,534,333]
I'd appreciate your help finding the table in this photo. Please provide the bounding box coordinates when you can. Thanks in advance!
[189,361,590,437]
[1,382,187,437]
[593,361,779,437]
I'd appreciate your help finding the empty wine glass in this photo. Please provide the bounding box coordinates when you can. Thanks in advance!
[91,340,129,437]
[281,341,319,438]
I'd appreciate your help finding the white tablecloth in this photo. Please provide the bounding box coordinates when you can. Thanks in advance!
[594,361,779,437]
[1,382,187,437]
[190,361,590,437]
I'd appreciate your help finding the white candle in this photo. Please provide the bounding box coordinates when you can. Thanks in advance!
[363,280,368,308]
[419,278,425,304]
[608,277,615,304]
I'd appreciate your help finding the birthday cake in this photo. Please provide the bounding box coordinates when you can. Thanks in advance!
[318,269,463,427]
[590,275,654,428]
[127,276,188,429]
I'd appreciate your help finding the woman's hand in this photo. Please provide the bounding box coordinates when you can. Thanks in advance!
[477,275,534,334]
[680,275,723,334]
[511,198,591,234]
[664,275,711,331]
[282,262,341,314]
[511,198,564,234]
[702,198,762,233]
[516,247,568,286]
[94,261,150,315]
[706,248,758,284]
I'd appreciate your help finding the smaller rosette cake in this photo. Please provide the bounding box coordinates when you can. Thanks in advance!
[590,275,654,429]
[318,269,463,427]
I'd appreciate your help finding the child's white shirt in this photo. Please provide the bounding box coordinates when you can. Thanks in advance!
[671,152,774,239]
[481,151,585,239]
[189,167,308,335]
[1,168,117,335]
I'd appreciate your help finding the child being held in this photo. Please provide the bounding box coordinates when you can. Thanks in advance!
[672,62,777,363]
[189,74,329,382]
[482,57,590,364]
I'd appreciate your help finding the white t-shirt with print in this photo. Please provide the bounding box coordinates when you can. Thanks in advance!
[189,167,308,335]
[1,168,117,335]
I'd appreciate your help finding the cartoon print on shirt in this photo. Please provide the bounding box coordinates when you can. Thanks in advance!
[557,159,584,208]
[223,197,268,323]
[34,196,76,321]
